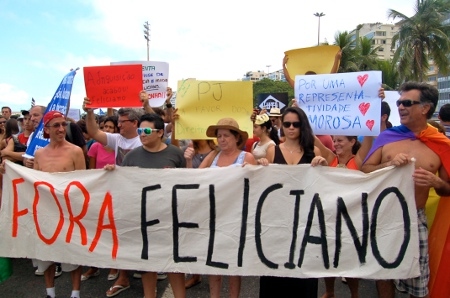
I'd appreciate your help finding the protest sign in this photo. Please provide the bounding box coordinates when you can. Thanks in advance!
[256,93,289,113]
[24,70,77,158]
[295,71,382,136]
[111,61,169,107]
[284,46,340,76]
[83,65,143,108]
[0,161,419,279]
[175,80,253,140]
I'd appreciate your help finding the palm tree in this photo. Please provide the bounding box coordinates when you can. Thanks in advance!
[375,59,400,90]
[333,31,358,73]
[355,36,380,71]
[388,0,450,82]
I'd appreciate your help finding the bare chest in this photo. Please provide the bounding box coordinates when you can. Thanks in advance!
[382,139,441,172]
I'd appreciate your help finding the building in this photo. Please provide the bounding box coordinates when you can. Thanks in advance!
[436,13,450,108]
[242,69,286,82]
[351,22,400,61]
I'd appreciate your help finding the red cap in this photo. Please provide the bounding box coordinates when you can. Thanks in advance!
[43,111,65,138]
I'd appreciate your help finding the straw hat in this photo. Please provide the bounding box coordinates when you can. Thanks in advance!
[206,118,248,148]
[269,108,282,117]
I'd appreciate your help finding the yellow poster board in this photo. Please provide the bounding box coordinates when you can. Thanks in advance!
[284,45,340,76]
[175,80,253,140]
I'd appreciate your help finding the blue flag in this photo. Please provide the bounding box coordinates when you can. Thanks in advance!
[24,70,77,158]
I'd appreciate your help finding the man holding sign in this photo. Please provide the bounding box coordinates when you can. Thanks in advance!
[34,111,86,298]
[362,82,450,298]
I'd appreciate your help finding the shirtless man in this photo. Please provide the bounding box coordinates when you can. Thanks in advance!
[34,110,86,298]
[362,82,450,298]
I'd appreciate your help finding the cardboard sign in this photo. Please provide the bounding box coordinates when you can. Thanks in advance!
[295,71,382,136]
[0,161,419,279]
[175,80,253,140]
[111,61,169,107]
[83,65,143,108]
[284,46,341,77]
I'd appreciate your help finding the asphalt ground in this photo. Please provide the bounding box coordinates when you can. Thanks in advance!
[0,258,411,297]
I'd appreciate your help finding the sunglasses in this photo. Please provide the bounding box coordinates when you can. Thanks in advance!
[46,122,68,129]
[282,121,301,128]
[137,127,160,135]
[396,99,422,107]
[118,119,134,124]
[0,121,5,124]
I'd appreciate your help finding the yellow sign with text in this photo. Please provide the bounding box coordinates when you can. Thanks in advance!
[175,80,253,140]
[284,45,340,76]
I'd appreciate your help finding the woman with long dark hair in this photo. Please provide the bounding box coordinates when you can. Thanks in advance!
[258,107,325,297]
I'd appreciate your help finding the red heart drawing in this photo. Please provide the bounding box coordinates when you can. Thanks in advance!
[366,120,375,131]
[357,74,369,87]
[359,102,370,116]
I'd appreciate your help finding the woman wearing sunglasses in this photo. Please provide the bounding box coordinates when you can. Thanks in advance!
[257,107,324,298]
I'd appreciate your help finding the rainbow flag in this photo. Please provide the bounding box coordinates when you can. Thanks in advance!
[364,124,450,297]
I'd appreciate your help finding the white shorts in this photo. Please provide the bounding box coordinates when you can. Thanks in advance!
[33,259,79,272]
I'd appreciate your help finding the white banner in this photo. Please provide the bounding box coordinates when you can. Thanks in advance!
[295,71,382,136]
[0,161,419,279]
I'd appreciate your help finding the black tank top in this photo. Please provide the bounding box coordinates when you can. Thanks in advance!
[273,145,314,164]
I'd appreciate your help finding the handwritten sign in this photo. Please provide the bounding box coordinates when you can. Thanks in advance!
[111,61,169,107]
[83,65,143,108]
[0,161,419,279]
[295,71,382,136]
[175,80,253,140]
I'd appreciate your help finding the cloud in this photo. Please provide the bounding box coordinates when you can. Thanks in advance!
[0,84,31,110]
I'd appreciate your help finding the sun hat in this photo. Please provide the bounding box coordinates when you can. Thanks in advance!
[206,118,248,149]
[269,108,282,117]
[254,113,270,125]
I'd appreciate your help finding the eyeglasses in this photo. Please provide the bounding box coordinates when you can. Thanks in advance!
[46,122,68,129]
[0,121,5,124]
[396,99,422,107]
[118,119,134,124]
[282,121,301,128]
[137,127,160,135]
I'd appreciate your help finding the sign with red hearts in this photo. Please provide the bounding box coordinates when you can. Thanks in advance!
[294,71,382,136]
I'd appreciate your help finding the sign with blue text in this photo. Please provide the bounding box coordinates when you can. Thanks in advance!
[23,70,77,158]
[295,71,382,136]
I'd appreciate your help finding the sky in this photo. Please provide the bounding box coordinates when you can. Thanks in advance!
[0,0,415,112]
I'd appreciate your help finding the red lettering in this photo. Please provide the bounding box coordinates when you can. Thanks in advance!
[12,178,27,237]
[89,192,118,259]
[64,181,90,245]
[33,182,64,245]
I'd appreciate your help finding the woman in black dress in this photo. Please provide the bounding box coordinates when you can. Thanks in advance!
[257,107,326,298]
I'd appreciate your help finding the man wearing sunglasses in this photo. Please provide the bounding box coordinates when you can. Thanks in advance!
[105,113,186,298]
[33,111,86,298]
[362,82,450,298]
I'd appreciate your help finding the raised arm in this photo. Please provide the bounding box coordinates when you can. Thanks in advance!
[140,91,155,114]
[82,97,107,146]
[330,50,342,73]
[354,136,374,170]
[283,55,295,89]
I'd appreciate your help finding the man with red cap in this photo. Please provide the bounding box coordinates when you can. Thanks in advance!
[33,110,86,298]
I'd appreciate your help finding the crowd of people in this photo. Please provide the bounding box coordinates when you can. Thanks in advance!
[0,81,449,298]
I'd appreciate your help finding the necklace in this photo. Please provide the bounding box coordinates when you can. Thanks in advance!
[283,144,302,154]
